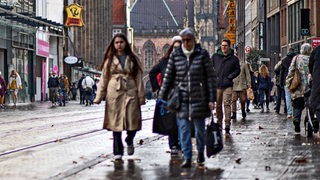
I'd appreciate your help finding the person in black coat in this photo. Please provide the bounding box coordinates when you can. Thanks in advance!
[211,39,240,134]
[47,71,59,106]
[149,36,182,156]
[280,48,296,119]
[309,45,320,131]
[158,28,216,168]
[274,60,287,114]
[77,74,85,104]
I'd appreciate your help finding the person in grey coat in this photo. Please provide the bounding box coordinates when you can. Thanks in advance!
[158,28,216,168]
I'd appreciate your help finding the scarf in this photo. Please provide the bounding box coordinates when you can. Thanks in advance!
[182,45,194,60]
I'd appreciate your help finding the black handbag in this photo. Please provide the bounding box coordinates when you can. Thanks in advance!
[167,61,192,112]
[167,86,181,112]
[206,114,223,157]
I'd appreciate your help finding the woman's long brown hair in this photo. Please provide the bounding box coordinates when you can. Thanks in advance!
[259,64,269,78]
[99,33,142,78]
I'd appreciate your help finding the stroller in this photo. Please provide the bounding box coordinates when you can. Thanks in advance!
[304,82,318,137]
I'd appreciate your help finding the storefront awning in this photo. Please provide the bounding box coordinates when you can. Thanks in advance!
[0,6,63,30]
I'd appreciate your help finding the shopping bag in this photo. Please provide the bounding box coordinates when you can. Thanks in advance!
[246,88,254,100]
[152,103,177,135]
[206,115,223,157]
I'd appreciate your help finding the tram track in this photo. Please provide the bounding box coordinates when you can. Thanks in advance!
[0,117,154,157]
[48,134,165,180]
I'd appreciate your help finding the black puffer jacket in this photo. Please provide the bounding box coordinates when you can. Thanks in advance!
[309,46,320,110]
[158,44,216,120]
[211,48,240,88]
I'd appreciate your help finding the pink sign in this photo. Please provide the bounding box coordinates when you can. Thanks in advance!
[37,39,49,57]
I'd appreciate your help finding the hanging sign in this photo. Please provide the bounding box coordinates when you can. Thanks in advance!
[65,3,85,27]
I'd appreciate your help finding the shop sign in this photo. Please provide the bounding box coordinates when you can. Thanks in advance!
[312,37,320,48]
[64,56,78,64]
[65,3,85,27]
[36,39,49,57]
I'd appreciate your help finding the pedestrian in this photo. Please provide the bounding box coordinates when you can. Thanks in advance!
[274,59,287,114]
[158,28,216,168]
[309,44,320,133]
[149,35,182,156]
[93,33,145,161]
[7,69,22,107]
[70,82,77,100]
[280,48,296,119]
[257,64,272,113]
[77,74,85,104]
[230,57,251,120]
[253,71,260,108]
[246,62,256,112]
[47,71,59,107]
[211,38,240,134]
[270,75,277,104]
[58,73,69,106]
[81,74,94,106]
[286,43,312,133]
[0,71,6,109]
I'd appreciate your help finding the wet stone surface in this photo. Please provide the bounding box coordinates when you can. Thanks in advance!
[1,101,320,179]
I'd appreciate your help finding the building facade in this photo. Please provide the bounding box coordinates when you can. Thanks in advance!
[65,0,113,83]
[0,0,64,103]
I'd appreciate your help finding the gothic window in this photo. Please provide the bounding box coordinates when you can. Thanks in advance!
[162,44,170,57]
[208,0,213,14]
[195,0,201,13]
[207,19,213,36]
[143,40,155,70]
[200,19,205,36]
[204,0,209,13]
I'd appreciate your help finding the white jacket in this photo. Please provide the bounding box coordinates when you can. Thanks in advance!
[81,76,95,89]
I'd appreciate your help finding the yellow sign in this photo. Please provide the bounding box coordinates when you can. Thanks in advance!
[65,3,85,27]
[230,39,236,44]
[228,9,235,17]
[228,17,236,24]
[225,33,236,39]
[228,25,236,33]
[228,1,236,9]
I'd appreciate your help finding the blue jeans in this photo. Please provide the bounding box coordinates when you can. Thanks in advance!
[59,88,67,105]
[284,86,293,116]
[176,118,205,160]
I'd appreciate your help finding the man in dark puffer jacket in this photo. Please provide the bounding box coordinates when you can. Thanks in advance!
[158,28,216,168]
[211,39,240,134]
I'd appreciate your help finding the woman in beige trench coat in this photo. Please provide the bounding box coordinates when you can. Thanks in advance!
[94,33,145,161]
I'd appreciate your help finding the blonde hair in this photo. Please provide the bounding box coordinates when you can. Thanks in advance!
[259,64,269,78]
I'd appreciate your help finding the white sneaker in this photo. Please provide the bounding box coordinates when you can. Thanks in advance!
[114,155,122,160]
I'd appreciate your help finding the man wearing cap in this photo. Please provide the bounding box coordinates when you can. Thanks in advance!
[158,28,216,168]
[48,71,59,106]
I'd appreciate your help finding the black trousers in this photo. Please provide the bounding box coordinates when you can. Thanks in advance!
[275,86,287,113]
[113,131,136,155]
[79,89,85,103]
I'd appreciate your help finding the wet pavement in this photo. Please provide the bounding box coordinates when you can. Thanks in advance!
[1,100,320,179]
